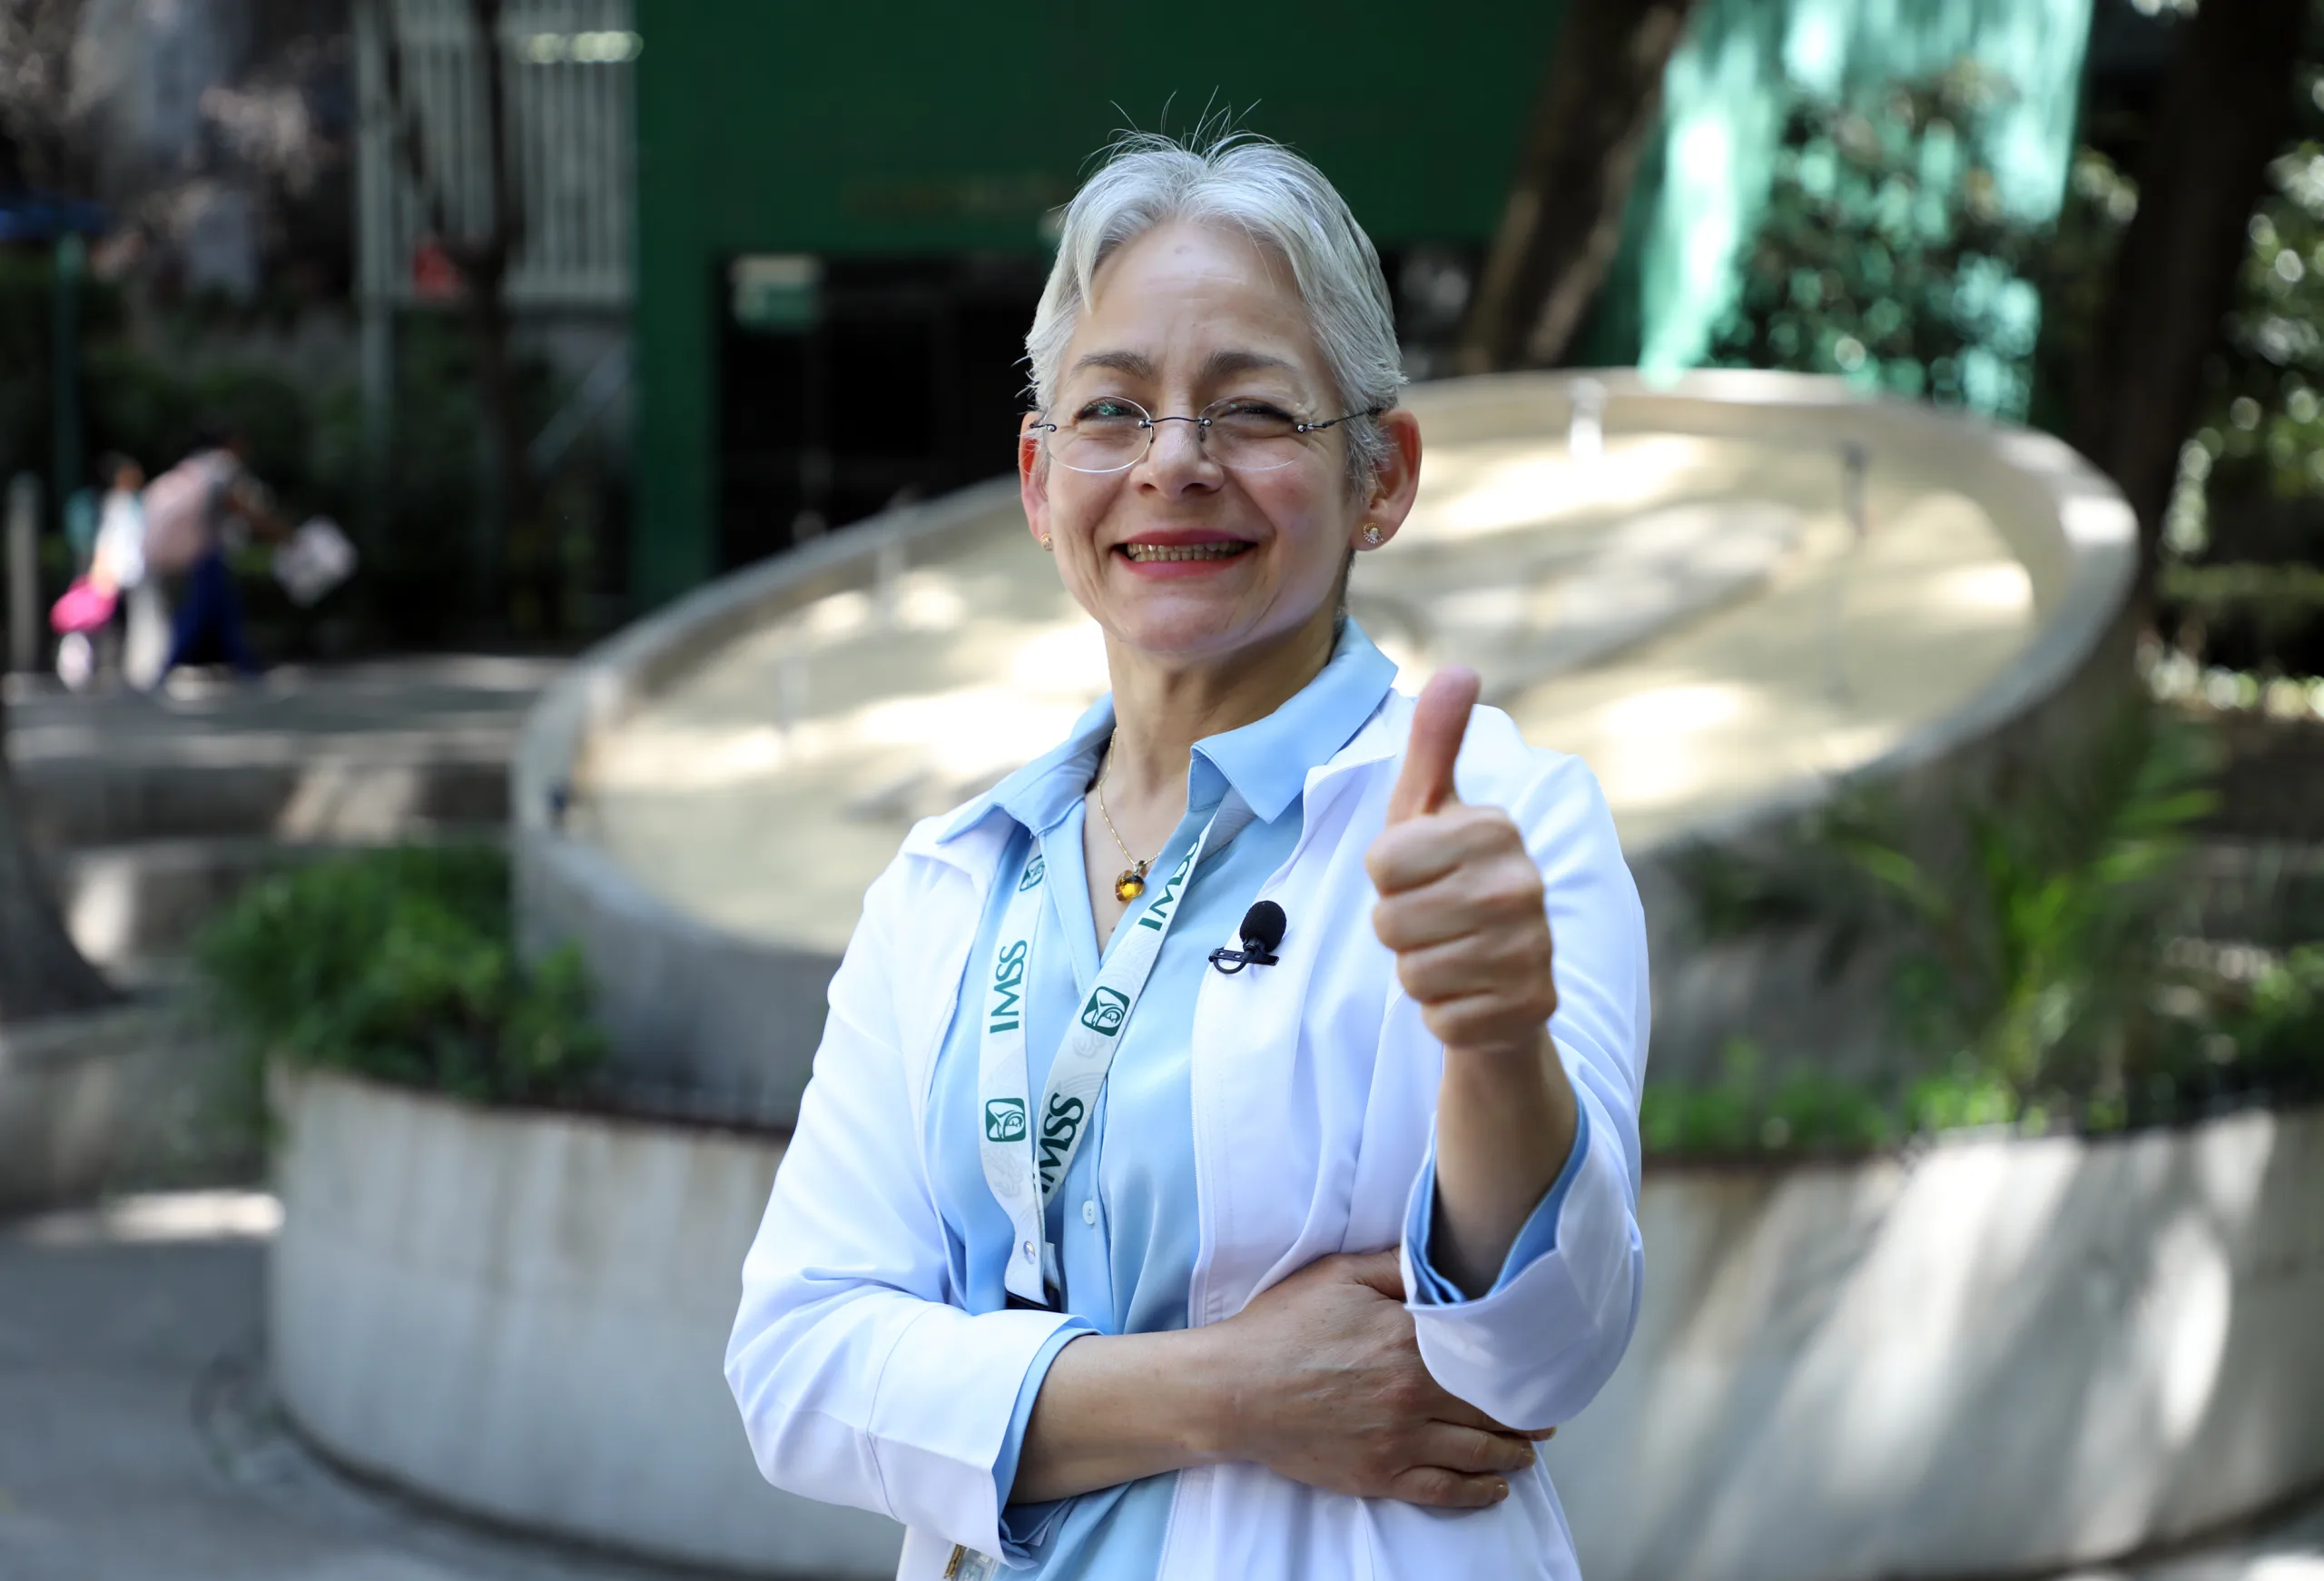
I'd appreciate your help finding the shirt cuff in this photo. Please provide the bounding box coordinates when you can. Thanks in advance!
[991,1321,1096,1563]
[1406,1101,1592,1306]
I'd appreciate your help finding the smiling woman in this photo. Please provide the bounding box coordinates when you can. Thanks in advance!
[724,133,1649,1581]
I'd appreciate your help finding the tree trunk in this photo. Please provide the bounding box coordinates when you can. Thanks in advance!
[380,0,530,627]
[458,0,530,622]
[2074,0,2309,590]
[1457,0,1699,374]
[0,696,117,1021]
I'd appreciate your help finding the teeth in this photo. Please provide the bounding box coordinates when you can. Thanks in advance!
[1123,542,1248,563]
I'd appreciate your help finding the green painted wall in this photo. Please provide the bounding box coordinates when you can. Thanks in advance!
[1630,0,2093,376]
[632,2,1565,605]
[634,2,2102,604]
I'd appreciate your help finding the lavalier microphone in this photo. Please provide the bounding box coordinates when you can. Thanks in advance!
[1208,901,1286,973]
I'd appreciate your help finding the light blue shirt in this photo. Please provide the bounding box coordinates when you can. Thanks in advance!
[925,620,1588,1576]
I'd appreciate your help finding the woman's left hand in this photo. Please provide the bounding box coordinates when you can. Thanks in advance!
[1365,669,1558,1056]
[1366,668,1578,1299]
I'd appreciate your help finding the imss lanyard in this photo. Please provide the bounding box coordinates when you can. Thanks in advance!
[975,796,1251,1309]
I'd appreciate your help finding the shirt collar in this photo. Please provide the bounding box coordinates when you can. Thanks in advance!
[940,618,1398,842]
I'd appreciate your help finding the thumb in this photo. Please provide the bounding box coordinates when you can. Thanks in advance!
[1386,667,1481,824]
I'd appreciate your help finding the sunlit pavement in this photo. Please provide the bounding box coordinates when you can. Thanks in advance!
[4,657,559,776]
[0,1189,2314,1581]
[0,1193,766,1581]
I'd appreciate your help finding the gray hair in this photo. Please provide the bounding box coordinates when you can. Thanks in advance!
[1026,132,1406,492]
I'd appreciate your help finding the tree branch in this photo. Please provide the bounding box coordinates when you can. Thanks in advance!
[1459,0,1699,373]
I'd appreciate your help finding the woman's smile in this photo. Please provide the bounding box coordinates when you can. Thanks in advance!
[1115,531,1256,573]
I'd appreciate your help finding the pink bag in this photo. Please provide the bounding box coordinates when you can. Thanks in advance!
[51,577,118,634]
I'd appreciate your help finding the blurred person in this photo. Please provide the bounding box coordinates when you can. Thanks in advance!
[91,453,147,593]
[139,421,287,682]
[93,452,172,688]
[105,453,173,689]
[52,453,145,690]
[727,133,1648,1581]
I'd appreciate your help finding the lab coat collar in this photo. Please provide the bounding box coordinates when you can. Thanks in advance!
[927,618,1398,855]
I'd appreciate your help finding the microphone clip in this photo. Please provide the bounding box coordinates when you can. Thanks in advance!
[1209,900,1286,974]
[1206,943,1278,974]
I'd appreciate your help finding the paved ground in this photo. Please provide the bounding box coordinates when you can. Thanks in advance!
[4,655,559,758]
[2,1190,2315,1581]
[0,1193,730,1581]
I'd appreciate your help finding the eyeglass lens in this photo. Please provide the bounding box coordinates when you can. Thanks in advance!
[1046,397,1312,474]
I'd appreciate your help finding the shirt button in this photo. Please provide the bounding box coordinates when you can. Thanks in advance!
[1081,1201,1098,1226]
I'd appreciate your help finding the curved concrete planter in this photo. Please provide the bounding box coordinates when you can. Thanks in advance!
[0,1000,251,1213]
[271,1068,2322,1581]
[1551,1102,2324,1581]
[267,1066,903,1577]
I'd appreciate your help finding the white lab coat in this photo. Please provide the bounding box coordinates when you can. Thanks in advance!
[727,689,1649,1580]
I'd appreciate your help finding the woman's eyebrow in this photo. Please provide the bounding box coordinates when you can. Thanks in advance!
[1069,350,1160,380]
[1065,349,1301,384]
[1199,350,1299,382]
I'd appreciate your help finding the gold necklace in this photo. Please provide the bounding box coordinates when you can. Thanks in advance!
[1093,738,1152,902]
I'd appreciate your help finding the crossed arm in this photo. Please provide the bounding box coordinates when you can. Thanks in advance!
[1014,674,1585,1508]
[1009,1248,1554,1509]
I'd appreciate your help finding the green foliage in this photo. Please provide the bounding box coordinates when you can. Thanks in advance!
[2209,130,2324,497]
[2161,561,2324,637]
[2145,939,2324,1121]
[0,251,127,480]
[1843,712,2223,1103]
[1641,1040,1896,1157]
[196,845,606,1105]
[1640,1040,2064,1161]
[2226,944,2324,1085]
[1708,66,2052,419]
[2152,69,2324,676]
[1646,707,2324,1160]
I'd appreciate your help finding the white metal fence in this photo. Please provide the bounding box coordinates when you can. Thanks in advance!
[354,0,635,310]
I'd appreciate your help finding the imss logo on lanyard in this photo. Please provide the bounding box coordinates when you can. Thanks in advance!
[974,797,1250,1309]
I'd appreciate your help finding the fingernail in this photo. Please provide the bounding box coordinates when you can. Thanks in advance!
[1494,1478,1509,1499]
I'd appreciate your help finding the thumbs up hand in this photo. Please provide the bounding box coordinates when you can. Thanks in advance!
[1366,668,1560,1060]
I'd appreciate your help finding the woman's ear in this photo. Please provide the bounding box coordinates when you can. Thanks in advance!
[1019,412,1052,549]
[1359,407,1423,547]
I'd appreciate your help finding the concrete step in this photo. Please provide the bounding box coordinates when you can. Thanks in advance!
[5,657,552,848]
[15,755,509,848]
[44,831,505,973]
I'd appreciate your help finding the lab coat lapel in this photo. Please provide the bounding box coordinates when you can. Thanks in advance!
[1185,693,1412,1327]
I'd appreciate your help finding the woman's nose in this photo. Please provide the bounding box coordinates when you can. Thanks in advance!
[1140,417,1218,486]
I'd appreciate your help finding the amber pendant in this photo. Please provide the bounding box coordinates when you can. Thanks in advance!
[1114,862,1148,903]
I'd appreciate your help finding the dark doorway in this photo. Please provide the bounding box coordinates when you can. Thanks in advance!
[716,252,1049,570]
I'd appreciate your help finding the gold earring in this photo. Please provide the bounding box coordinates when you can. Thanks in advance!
[1362,525,1384,547]
[1039,534,1053,551]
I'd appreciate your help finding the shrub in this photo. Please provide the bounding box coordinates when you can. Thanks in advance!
[1641,1039,1896,1158]
[197,845,605,1104]
[1652,706,2324,1159]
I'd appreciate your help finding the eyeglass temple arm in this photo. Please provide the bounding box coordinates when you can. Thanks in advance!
[1295,405,1388,435]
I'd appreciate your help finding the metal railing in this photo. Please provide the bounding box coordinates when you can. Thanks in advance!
[354,0,635,311]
